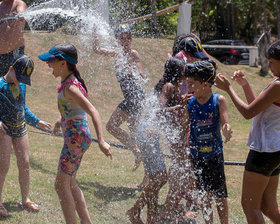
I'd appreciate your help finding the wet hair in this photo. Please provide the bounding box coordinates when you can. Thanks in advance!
[154,57,185,94]
[172,33,199,56]
[55,43,88,93]
[266,40,280,60]
[185,59,216,86]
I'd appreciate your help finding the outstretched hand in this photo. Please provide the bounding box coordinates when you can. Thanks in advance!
[37,120,52,132]
[214,73,231,92]
[99,141,112,160]
[222,123,232,143]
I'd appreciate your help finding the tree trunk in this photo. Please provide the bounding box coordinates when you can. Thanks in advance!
[259,0,270,76]
[276,0,280,39]
[150,0,159,37]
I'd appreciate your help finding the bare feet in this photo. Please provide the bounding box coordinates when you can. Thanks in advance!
[132,150,142,172]
[126,207,144,224]
[0,204,9,217]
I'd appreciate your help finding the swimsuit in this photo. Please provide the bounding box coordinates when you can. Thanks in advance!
[0,77,39,137]
[0,46,24,76]
[115,53,145,115]
[57,79,92,176]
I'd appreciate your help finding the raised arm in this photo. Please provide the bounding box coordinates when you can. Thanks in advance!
[92,32,117,57]
[232,70,255,104]
[215,73,280,119]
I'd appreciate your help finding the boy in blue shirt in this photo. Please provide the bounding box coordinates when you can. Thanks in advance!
[185,60,232,224]
[0,55,51,217]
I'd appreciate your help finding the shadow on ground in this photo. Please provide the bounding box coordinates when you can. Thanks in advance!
[79,181,140,204]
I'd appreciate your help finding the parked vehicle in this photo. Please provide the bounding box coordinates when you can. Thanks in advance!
[203,39,249,65]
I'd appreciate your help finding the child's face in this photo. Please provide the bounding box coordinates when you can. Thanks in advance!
[187,77,205,98]
[269,58,280,77]
[117,33,132,51]
[46,59,63,78]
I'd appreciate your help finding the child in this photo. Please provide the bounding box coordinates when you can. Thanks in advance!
[214,40,280,224]
[38,43,112,224]
[92,23,145,174]
[186,60,232,224]
[154,57,197,222]
[0,55,51,217]
[126,96,168,224]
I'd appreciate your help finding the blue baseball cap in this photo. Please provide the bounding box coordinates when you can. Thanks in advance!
[177,37,208,59]
[185,60,216,84]
[11,54,34,86]
[38,46,78,64]
[115,24,132,37]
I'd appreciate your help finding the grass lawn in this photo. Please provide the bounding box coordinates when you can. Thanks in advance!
[0,30,278,223]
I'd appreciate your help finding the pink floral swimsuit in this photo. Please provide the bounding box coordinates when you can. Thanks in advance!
[57,79,92,175]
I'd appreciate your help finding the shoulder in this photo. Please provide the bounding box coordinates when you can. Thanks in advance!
[15,0,27,12]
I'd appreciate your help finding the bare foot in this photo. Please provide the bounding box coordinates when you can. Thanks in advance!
[132,150,142,172]
[126,207,144,224]
[0,204,9,217]
[185,210,198,219]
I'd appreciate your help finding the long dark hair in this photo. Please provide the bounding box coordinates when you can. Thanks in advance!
[154,57,185,94]
[55,43,88,93]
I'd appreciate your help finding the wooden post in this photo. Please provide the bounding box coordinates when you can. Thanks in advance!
[249,47,258,67]
[177,2,192,35]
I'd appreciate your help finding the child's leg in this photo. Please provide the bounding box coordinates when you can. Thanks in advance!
[260,175,280,222]
[55,171,77,224]
[126,171,167,224]
[106,108,141,170]
[214,198,228,224]
[12,135,31,204]
[201,192,213,224]
[0,135,12,216]
[70,173,92,224]
[146,171,167,224]
[241,170,269,224]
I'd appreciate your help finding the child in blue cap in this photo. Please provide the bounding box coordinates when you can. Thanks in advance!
[0,55,51,217]
[38,43,112,224]
[186,60,232,224]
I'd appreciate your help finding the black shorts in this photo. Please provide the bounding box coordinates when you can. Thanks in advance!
[245,150,280,176]
[191,153,228,198]
[0,46,25,76]
[118,94,145,115]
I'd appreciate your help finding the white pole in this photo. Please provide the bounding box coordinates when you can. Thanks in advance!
[177,2,192,35]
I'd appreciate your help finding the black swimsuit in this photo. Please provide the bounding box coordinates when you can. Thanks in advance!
[115,52,145,115]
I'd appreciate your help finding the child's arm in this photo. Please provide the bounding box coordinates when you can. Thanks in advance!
[92,32,117,57]
[131,50,145,79]
[22,85,51,131]
[232,70,255,104]
[215,73,280,119]
[65,84,112,159]
[24,105,52,131]
[218,95,232,143]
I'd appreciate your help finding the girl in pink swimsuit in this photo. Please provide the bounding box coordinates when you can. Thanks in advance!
[38,43,112,224]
